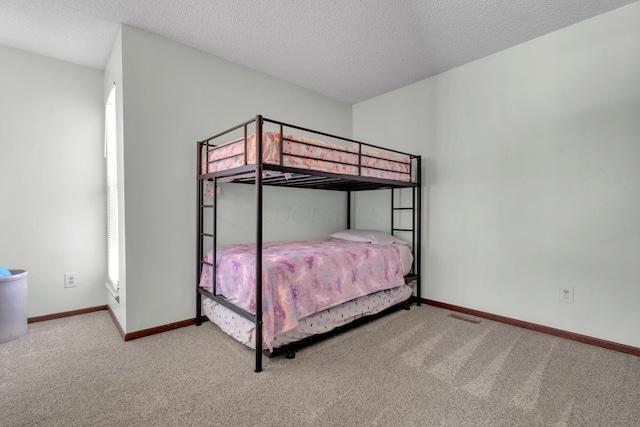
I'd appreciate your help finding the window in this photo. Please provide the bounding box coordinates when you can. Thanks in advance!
[105,84,120,301]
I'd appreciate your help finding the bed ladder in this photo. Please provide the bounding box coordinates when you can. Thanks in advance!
[391,187,421,305]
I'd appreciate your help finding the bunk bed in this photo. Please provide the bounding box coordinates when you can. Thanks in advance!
[196,115,421,372]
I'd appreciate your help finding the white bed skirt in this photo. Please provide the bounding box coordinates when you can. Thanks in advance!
[202,284,414,350]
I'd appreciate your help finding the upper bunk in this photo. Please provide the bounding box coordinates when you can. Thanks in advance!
[197,115,421,192]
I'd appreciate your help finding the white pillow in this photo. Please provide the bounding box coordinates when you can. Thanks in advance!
[330,229,409,246]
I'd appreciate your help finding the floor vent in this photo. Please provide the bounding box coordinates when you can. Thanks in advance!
[448,313,482,324]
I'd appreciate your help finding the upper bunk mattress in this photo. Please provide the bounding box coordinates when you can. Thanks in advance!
[199,238,408,350]
[201,132,412,182]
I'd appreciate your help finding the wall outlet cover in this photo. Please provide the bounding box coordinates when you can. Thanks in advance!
[559,286,574,304]
[64,273,78,288]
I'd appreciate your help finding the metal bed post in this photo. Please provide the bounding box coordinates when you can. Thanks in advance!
[347,191,351,229]
[212,177,217,296]
[196,142,203,325]
[391,189,395,236]
[415,156,422,306]
[411,184,415,256]
[279,124,284,166]
[255,115,264,373]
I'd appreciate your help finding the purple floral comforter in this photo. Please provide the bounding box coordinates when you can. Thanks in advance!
[199,238,405,350]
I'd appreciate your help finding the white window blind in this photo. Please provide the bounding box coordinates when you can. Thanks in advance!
[105,85,120,296]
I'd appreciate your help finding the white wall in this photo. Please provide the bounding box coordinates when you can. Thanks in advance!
[353,2,640,348]
[0,45,106,317]
[118,26,352,333]
[351,78,436,235]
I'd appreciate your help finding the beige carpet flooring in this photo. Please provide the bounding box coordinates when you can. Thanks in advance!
[1,305,639,426]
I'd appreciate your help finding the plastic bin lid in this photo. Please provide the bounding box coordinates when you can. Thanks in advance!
[0,270,28,284]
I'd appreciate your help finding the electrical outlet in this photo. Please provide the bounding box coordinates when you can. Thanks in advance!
[64,273,78,288]
[559,286,574,304]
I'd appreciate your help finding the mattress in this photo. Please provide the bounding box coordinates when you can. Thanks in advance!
[201,131,412,182]
[199,238,409,350]
[202,284,414,350]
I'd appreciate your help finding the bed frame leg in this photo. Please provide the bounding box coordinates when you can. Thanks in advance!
[285,350,296,359]
[196,293,202,326]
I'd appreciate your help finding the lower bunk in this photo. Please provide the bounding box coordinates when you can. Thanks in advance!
[202,284,414,355]
[198,230,418,360]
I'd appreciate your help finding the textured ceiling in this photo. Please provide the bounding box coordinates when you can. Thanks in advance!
[0,0,637,103]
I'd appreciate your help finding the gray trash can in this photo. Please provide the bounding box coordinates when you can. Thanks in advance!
[0,270,28,344]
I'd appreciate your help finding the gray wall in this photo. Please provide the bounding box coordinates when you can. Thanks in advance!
[0,45,106,317]
[353,2,640,348]
[118,26,353,333]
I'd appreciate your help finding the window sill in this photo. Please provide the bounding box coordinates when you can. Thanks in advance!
[105,281,120,303]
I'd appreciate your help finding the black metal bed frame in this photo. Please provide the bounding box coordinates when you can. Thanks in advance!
[196,115,422,372]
